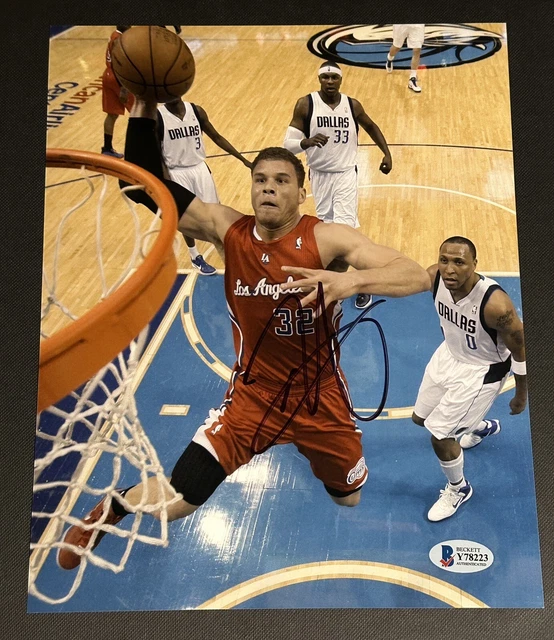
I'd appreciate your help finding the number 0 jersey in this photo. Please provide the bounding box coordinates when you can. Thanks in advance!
[304,92,358,172]
[433,272,510,366]
[224,215,343,391]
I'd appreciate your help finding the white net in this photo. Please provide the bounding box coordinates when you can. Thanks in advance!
[30,162,181,605]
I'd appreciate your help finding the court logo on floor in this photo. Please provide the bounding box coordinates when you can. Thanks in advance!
[308,24,503,70]
[429,539,494,573]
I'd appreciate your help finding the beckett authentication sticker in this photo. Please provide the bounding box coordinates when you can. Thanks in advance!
[429,540,494,573]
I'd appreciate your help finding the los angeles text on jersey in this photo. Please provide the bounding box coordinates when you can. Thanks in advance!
[167,124,201,140]
[437,301,477,333]
[316,116,350,129]
[234,276,303,301]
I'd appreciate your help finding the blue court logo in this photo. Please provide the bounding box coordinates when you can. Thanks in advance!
[307,24,503,70]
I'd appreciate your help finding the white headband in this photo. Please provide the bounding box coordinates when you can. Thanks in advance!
[318,65,342,77]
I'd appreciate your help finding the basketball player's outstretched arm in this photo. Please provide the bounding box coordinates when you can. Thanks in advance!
[352,99,392,174]
[195,104,253,168]
[281,222,428,307]
[483,290,527,414]
[129,98,242,246]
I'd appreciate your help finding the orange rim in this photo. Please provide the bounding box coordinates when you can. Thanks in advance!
[39,149,178,413]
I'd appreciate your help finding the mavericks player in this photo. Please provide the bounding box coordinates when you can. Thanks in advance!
[157,97,252,274]
[283,60,392,310]
[412,236,527,521]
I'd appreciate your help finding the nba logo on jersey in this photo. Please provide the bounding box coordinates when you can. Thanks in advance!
[261,253,270,263]
[472,305,478,314]
[296,237,302,249]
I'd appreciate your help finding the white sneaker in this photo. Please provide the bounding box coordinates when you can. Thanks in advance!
[385,58,393,73]
[427,482,473,522]
[408,77,422,93]
[459,419,501,450]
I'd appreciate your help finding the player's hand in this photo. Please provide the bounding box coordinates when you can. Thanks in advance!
[379,154,392,174]
[509,395,527,415]
[281,266,357,315]
[303,134,329,149]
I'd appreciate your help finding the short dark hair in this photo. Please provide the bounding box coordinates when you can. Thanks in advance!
[440,236,477,260]
[251,147,306,188]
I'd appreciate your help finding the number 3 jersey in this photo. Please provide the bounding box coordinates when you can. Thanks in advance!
[433,272,510,366]
[304,92,358,172]
[224,214,343,391]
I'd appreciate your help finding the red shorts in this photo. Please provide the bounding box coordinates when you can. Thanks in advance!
[192,375,368,494]
[102,70,135,115]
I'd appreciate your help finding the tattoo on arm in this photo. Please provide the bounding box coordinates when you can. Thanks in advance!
[509,329,525,347]
[496,309,514,330]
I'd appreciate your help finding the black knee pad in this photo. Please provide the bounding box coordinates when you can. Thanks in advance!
[324,484,363,498]
[170,442,227,506]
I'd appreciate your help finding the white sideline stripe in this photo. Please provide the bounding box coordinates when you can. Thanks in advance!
[195,560,488,609]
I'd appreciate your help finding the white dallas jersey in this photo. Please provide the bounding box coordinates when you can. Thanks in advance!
[433,273,510,366]
[157,103,205,169]
[304,92,358,172]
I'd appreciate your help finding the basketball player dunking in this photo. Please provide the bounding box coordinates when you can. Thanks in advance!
[412,237,527,521]
[58,95,429,570]
[283,60,393,310]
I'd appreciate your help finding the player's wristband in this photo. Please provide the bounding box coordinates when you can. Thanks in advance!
[511,359,527,375]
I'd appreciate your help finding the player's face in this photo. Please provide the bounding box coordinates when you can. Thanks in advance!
[318,72,342,96]
[251,160,306,230]
[438,243,477,291]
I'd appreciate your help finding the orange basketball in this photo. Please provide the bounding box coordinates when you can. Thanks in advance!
[111,26,195,102]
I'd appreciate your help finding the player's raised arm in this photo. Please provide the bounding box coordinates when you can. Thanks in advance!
[483,289,527,414]
[124,97,242,247]
[282,222,428,308]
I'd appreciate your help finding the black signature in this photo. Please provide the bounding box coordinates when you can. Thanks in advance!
[243,282,389,455]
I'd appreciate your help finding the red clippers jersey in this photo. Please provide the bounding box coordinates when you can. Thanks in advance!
[105,30,122,71]
[224,214,343,391]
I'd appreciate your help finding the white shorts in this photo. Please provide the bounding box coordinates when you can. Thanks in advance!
[168,161,219,203]
[414,342,509,440]
[392,24,425,49]
[309,166,359,228]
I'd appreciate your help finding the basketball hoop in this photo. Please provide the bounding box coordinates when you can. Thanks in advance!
[30,149,181,604]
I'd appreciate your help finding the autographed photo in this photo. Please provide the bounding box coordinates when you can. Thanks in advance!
[29,23,542,611]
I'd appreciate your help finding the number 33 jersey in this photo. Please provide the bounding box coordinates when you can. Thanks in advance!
[224,215,343,390]
[304,92,358,172]
[433,272,510,365]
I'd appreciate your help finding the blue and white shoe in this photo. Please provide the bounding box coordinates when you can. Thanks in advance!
[459,419,501,450]
[428,481,473,522]
[101,147,124,158]
[191,254,217,275]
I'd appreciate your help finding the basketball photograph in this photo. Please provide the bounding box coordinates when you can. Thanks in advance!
[22,21,546,619]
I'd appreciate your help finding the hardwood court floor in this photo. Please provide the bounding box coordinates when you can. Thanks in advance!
[45,24,516,318]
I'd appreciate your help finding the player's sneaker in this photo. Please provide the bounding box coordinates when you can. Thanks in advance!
[459,419,501,450]
[385,58,393,73]
[355,294,373,310]
[57,495,127,570]
[408,77,422,93]
[191,254,217,275]
[101,147,124,158]
[428,481,473,522]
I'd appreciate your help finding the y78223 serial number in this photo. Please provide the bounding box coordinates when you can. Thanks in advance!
[457,553,489,562]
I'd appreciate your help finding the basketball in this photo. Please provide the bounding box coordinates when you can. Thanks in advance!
[111,26,195,102]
